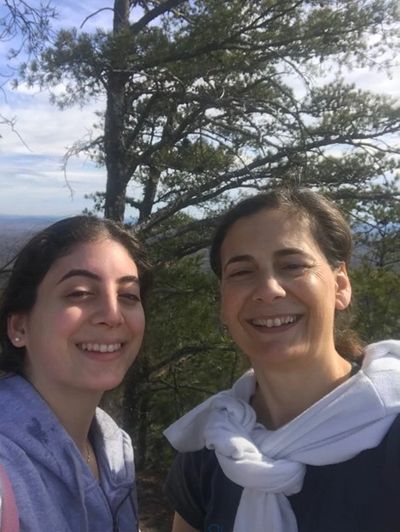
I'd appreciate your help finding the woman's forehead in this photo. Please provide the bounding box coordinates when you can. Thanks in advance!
[223,208,311,242]
[43,239,138,280]
[219,209,324,261]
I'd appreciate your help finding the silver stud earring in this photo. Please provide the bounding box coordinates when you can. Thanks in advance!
[14,337,21,342]
[220,324,229,336]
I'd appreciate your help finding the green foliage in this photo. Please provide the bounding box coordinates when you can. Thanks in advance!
[352,264,400,341]
[350,185,400,341]
[19,28,109,106]
[123,255,242,470]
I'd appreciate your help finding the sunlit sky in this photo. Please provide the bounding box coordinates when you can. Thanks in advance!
[0,1,399,217]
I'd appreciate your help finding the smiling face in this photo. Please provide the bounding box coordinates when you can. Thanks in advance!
[7,238,145,399]
[220,208,351,367]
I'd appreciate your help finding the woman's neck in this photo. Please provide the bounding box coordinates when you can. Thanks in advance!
[251,353,352,430]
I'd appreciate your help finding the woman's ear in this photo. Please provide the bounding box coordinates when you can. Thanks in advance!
[334,263,352,311]
[7,314,27,348]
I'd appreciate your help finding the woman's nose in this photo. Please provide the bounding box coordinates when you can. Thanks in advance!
[92,293,123,326]
[252,273,286,302]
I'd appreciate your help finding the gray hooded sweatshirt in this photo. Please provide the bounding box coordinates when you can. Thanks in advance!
[0,375,139,531]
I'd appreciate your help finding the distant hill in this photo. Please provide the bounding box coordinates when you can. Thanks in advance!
[0,214,57,228]
[0,215,59,266]
[0,215,396,273]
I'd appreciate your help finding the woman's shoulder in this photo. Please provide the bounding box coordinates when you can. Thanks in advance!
[289,414,400,532]
[165,448,243,531]
[301,413,400,487]
[0,374,44,414]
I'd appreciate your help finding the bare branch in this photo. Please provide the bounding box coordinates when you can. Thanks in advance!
[130,0,187,34]
[0,113,31,151]
[80,7,114,29]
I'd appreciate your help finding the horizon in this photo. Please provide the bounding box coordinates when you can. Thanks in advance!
[0,214,60,220]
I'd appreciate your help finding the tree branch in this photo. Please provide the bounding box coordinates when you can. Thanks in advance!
[130,0,187,34]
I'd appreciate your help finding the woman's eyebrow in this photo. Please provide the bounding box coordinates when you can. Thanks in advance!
[57,269,139,285]
[118,275,140,285]
[276,248,305,256]
[57,269,99,284]
[275,248,313,259]
[223,254,253,270]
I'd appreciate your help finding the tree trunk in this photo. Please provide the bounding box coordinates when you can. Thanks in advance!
[104,170,128,222]
[104,0,131,222]
[138,167,160,223]
[136,393,149,470]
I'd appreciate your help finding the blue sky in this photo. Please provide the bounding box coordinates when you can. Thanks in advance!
[0,1,399,217]
[0,1,111,217]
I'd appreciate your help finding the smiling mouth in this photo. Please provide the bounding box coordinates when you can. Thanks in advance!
[78,342,123,353]
[248,315,301,329]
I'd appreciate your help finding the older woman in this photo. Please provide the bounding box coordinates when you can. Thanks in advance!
[0,216,151,531]
[164,189,400,532]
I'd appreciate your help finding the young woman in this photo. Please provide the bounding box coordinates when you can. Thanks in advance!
[0,216,152,531]
[164,189,400,532]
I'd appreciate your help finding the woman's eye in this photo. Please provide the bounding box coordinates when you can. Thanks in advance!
[67,290,92,299]
[119,293,141,303]
[227,269,253,278]
[283,263,308,271]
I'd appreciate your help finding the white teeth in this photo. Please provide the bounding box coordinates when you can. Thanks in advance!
[80,343,122,353]
[251,316,297,328]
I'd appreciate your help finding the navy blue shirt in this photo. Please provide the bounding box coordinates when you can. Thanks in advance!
[165,415,400,532]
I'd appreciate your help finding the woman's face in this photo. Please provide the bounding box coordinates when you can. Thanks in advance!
[8,238,145,398]
[219,208,351,367]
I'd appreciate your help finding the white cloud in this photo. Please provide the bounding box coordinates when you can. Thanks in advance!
[0,1,112,215]
[0,85,104,152]
[345,67,400,98]
[0,149,106,215]
[0,83,106,215]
